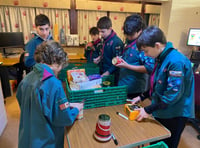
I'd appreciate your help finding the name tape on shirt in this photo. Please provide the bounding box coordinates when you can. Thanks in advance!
[59,102,69,110]
[169,71,182,77]
[115,46,121,50]
[24,52,29,57]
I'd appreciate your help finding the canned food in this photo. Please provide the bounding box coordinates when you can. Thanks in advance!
[112,57,122,65]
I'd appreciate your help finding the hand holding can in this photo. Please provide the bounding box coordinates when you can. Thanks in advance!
[112,56,122,65]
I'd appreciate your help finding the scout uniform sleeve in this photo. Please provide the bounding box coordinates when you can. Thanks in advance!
[24,41,36,67]
[84,48,91,61]
[144,62,185,114]
[49,86,79,127]
[139,51,155,74]
[160,62,185,104]
[107,41,124,74]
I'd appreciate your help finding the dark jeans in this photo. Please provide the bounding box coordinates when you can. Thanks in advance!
[152,117,188,148]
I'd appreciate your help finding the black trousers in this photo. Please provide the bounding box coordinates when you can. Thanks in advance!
[152,117,188,148]
[0,66,11,98]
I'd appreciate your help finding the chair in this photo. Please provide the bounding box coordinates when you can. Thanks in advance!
[12,52,31,86]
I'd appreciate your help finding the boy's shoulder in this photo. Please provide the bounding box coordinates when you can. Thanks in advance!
[26,35,42,45]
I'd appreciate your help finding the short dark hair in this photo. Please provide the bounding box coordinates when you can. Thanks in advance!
[35,14,50,27]
[136,26,167,50]
[97,16,112,29]
[89,27,99,35]
[123,14,146,35]
[34,40,67,67]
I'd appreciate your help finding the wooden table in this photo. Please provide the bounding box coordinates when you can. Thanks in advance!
[2,57,19,66]
[65,104,171,148]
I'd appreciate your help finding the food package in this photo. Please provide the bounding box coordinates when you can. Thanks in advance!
[67,69,86,82]
[77,78,102,90]
[71,71,88,83]
[69,78,102,90]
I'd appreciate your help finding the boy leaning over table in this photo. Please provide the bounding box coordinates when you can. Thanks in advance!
[131,26,195,148]
[17,40,83,148]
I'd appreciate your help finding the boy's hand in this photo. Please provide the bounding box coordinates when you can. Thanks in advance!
[115,58,128,68]
[93,56,101,64]
[135,108,149,121]
[130,96,141,105]
[101,71,110,77]
[70,102,84,112]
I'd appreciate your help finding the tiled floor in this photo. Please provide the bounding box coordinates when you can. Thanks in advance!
[0,95,200,148]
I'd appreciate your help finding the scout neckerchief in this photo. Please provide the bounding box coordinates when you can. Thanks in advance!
[90,38,101,60]
[149,47,174,96]
[122,39,137,55]
[101,31,116,58]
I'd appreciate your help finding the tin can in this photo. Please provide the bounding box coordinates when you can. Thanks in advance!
[112,57,122,65]
[77,109,83,120]
[94,114,112,142]
[102,81,111,87]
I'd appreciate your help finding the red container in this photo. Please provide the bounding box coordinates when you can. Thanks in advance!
[112,57,122,65]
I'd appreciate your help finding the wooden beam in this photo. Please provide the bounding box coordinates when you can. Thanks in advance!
[69,0,78,34]
[141,1,146,19]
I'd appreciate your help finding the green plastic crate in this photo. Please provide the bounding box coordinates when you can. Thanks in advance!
[65,75,127,109]
[142,141,168,148]
[58,63,99,81]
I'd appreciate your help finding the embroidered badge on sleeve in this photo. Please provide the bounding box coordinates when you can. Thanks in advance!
[115,46,121,50]
[169,71,182,77]
[59,102,69,110]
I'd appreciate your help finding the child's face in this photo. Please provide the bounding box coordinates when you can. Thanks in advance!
[36,24,50,40]
[142,46,160,58]
[91,34,99,42]
[98,28,112,39]
[126,30,142,41]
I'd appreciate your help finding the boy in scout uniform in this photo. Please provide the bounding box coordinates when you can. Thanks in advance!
[132,26,195,148]
[84,27,102,63]
[116,14,154,98]
[96,16,124,85]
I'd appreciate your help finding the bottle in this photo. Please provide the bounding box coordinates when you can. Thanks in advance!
[59,28,66,45]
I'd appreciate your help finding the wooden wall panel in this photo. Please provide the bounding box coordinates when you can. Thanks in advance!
[160,0,200,56]
[76,0,142,13]
[0,0,70,9]
[145,4,161,13]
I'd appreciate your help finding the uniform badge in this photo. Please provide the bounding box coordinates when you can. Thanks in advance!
[169,71,182,77]
[59,102,69,110]
[115,46,121,50]
[110,40,113,46]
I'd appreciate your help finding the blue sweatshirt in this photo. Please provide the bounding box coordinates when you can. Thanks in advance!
[147,42,195,119]
[100,30,124,74]
[25,34,53,67]
[118,39,154,94]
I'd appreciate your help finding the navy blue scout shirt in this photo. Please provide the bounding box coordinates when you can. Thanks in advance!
[118,39,154,94]
[144,42,195,119]
[25,33,53,68]
[16,63,79,148]
[84,38,102,63]
[100,30,123,74]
